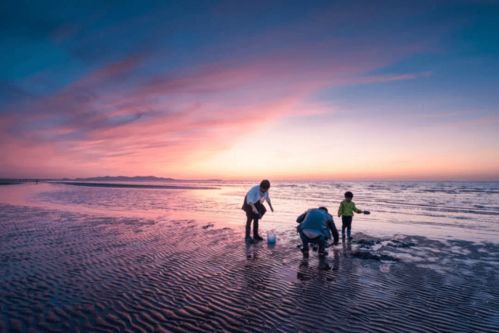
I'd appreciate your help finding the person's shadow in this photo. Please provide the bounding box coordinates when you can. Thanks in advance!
[245,241,260,260]
[342,239,353,257]
[332,246,340,271]
[318,255,331,271]
[297,245,340,281]
[242,242,272,293]
[296,258,310,281]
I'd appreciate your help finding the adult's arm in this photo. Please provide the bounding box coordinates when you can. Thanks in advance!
[250,203,259,214]
[328,220,339,243]
[296,211,307,223]
[246,188,260,214]
[267,197,274,212]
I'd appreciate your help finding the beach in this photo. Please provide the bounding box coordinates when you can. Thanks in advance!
[3,0,499,331]
[0,182,498,332]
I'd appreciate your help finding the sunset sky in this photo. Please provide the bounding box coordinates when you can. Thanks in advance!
[1,1,498,180]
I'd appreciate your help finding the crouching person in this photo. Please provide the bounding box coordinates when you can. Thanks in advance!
[296,207,339,257]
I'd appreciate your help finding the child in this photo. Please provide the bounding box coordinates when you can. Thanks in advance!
[338,191,368,240]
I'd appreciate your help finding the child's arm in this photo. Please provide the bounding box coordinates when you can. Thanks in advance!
[337,202,343,217]
[353,203,370,214]
[353,203,363,214]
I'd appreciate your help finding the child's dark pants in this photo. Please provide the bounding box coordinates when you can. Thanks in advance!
[341,216,353,238]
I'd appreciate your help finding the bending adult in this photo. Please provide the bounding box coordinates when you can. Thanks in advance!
[242,179,274,243]
[296,207,339,257]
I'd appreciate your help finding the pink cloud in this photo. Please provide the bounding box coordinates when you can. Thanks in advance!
[359,71,433,84]
[1,34,434,178]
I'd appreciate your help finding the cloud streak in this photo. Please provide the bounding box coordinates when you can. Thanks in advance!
[1,1,497,179]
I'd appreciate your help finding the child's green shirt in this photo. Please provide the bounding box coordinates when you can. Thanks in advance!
[338,200,360,217]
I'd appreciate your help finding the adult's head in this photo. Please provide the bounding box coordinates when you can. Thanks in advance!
[318,206,329,213]
[260,179,271,192]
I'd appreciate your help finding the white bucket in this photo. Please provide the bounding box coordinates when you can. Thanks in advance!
[267,231,276,244]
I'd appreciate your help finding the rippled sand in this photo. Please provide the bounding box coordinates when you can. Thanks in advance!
[1,203,498,332]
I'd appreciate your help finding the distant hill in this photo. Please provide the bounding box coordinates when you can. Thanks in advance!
[71,176,223,182]
[74,176,176,182]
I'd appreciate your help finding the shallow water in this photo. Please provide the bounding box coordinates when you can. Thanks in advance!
[0,181,498,332]
[2,181,498,242]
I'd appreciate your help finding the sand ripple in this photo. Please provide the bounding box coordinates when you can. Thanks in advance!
[1,203,498,332]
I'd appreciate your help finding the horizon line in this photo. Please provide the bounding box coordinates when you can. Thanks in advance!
[1,175,498,183]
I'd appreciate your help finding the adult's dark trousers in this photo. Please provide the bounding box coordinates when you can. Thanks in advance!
[299,230,326,253]
[243,199,266,238]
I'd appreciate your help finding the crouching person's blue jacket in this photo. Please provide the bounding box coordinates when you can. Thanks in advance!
[296,208,334,239]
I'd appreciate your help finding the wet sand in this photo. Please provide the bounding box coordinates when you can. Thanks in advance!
[1,203,498,332]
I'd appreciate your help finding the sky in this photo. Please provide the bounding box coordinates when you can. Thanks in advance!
[1,0,499,181]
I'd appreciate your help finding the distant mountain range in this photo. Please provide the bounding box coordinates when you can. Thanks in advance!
[1,176,223,183]
[67,176,222,182]
[72,176,176,182]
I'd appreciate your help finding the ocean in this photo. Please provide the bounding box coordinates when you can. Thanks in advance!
[5,180,497,242]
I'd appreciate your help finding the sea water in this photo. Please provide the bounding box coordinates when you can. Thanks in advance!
[0,180,498,242]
